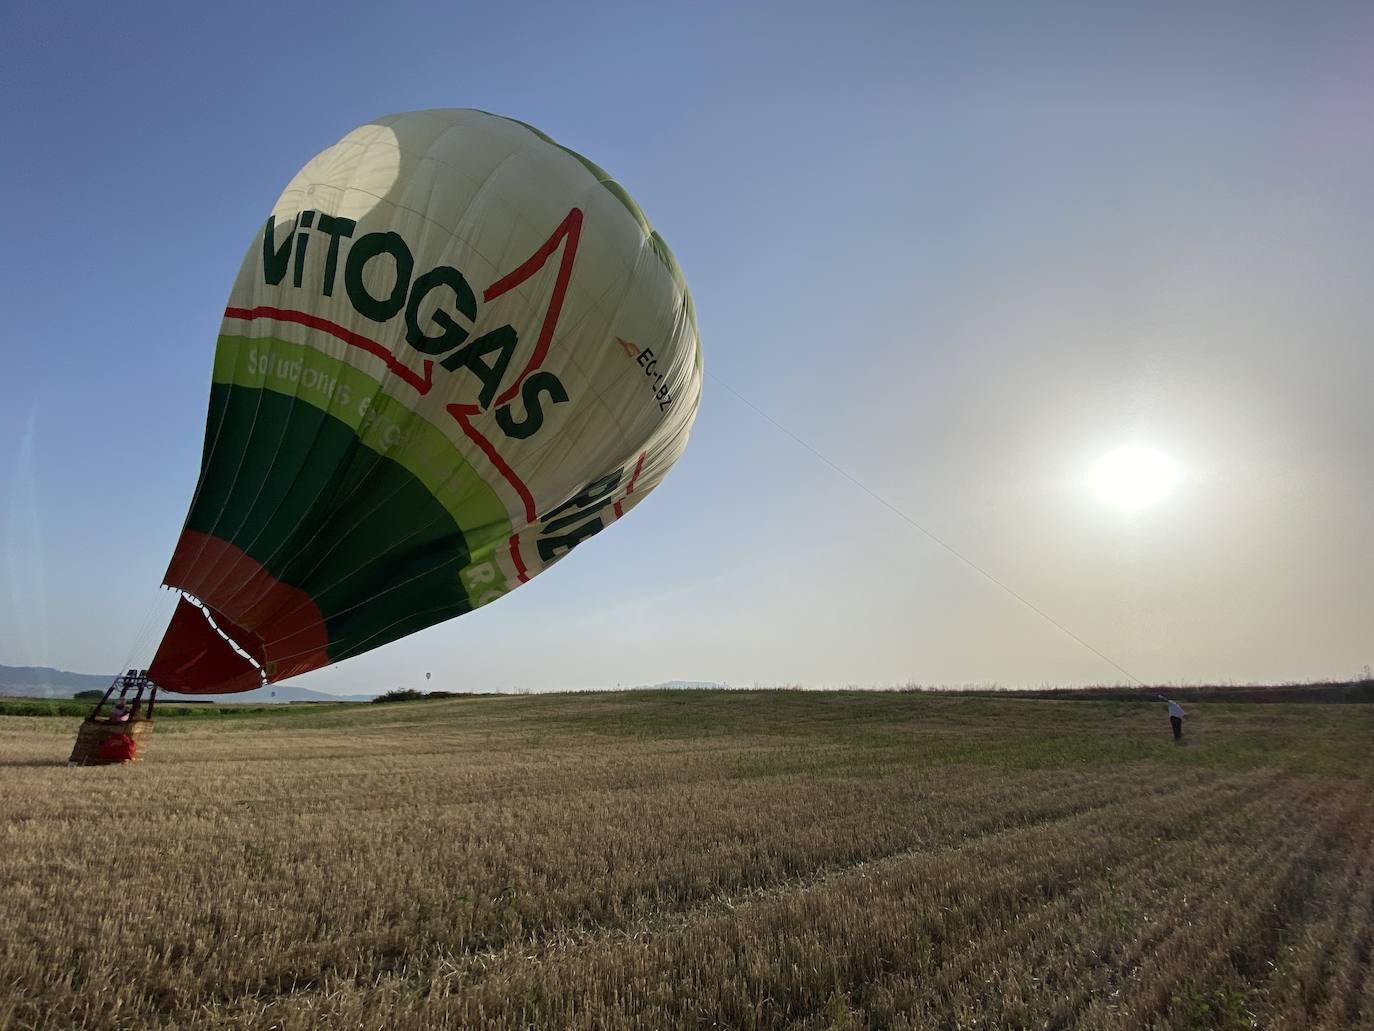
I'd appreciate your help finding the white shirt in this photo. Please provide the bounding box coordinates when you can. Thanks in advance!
[1167,701,1186,718]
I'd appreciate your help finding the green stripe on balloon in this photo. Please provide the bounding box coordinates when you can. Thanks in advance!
[184,383,479,664]
[212,334,513,542]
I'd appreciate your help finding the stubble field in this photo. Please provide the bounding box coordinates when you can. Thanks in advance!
[2,690,1372,1030]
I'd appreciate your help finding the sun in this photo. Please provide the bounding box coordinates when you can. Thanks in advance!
[1089,445,1182,511]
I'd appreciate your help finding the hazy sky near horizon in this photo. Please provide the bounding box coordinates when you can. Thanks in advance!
[2,1,1371,693]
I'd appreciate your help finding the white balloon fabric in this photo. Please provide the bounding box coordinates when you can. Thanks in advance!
[149,109,702,693]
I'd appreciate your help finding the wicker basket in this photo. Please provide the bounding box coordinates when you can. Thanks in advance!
[68,717,154,766]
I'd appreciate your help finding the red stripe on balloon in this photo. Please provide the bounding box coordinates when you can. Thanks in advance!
[224,306,434,394]
[612,451,647,519]
[447,405,537,523]
[508,535,529,583]
[482,207,583,408]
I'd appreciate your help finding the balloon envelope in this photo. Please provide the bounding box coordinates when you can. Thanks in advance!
[148,109,701,694]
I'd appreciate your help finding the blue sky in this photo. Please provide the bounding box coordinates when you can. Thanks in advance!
[3,1,1371,692]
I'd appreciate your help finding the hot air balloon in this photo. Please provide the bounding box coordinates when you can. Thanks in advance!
[132,109,700,704]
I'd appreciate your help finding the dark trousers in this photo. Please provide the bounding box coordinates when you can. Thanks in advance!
[1170,716,1182,740]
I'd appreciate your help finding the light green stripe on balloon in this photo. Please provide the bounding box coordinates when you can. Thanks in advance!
[211,334,512,544]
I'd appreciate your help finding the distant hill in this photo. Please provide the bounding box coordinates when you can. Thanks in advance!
[0,665,374,703]
[0,666,111,696]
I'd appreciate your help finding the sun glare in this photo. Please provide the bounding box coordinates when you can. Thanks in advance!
[1090,445,1182,511]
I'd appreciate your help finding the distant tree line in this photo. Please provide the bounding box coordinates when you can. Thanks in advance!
[371,688,467,704]
[901,680,1374,704]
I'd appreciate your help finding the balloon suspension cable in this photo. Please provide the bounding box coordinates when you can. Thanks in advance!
[105,586,177,691]
[708,370,1147,688]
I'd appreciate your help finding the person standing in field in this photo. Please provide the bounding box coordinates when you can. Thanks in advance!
[1166,699,1186,742]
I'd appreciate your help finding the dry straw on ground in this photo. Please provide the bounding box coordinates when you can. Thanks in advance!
[2,690,1371,1029]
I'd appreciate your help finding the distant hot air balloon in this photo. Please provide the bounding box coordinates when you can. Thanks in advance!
[145,109,702,695]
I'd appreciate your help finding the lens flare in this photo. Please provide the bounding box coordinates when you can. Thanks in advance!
[1090,445,1182,511]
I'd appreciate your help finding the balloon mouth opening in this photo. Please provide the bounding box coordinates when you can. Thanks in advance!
[147,594,267,695]
[195,596,268,671]
[155,530,334,690]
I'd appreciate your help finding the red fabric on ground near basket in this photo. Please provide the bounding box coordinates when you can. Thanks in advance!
[97,734,137,762]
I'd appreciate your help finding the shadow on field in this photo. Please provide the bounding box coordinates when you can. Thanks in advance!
[0,758,69,768]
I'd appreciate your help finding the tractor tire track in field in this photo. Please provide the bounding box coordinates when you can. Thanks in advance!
[272,766,1229,989]
[1257,812,1374,1030]
[236,772,1284,1029]
[907,778,1338,1027]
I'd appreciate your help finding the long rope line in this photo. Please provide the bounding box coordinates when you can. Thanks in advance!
[105,586,174,685]
[707,370,1146,687]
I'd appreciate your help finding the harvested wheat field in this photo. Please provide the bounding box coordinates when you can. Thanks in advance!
[2,690,1372,1030]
